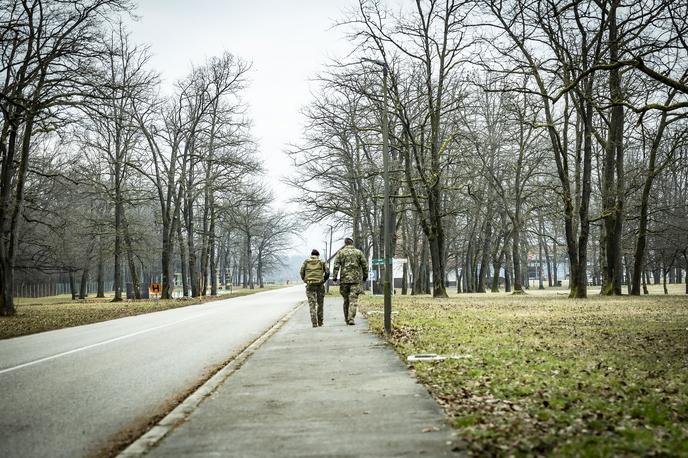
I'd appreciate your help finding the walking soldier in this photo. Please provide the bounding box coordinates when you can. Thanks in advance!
[332,238,368,325]
[300,249,329,327]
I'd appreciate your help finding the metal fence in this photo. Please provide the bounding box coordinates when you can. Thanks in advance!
[13,281,115,298]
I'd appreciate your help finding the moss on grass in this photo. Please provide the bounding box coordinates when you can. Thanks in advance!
[361,290,688,457]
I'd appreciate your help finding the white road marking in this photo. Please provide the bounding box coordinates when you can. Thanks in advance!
[0,312,214,376]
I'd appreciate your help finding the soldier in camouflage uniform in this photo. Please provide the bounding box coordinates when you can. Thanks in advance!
[300,249,329,327]
[332,237,368,325]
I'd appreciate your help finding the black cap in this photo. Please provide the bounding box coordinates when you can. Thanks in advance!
[344,237,354,245]
[311,249,320,256]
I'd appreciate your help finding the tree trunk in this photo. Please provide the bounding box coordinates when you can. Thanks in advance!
[420,238,431,294]
[0,112,37,315]
[123,213,141,299]
[0,124,19,316]
[477,227,492,293]
[0,254,15,315]
[540,216,552,287]
[112,163,123,302]
[504,237,512,293]
[663,265,668,295]
[491,244,504,293]
[176,213,189,297]
[488,231,502,293]
[624,255,632,295]
[491,260,500,293]
[684,255,688,294]
[522,243,530,290]
[511,226,524,294]
[96,240,105,298]
[402,260,408,295]
[241,248,248,288]
[210,217,218,296]
[186,201,199,297]
[160,228,174,300]
[257,252,264,289]
[601,0,625,296]
[69,271,77,300]
[232,260,238,287]
[200,196,210,296]
[464,243,473,293]
[246,234,254,289]
[79,266,89,300]
[552,234,559,286]
[567,94,593,299]
[599,225,607,290]
[423,259,431,295]
[538,232,545,290]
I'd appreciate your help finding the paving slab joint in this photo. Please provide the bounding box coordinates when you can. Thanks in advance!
[116,301,305,457]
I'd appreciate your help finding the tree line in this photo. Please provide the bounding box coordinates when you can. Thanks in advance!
[288,0,688,298]
[0,0,298,316]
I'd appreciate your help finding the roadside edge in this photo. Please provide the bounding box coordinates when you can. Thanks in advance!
[116,301,304,457]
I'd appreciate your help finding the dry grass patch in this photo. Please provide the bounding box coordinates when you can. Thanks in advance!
[361,289,688,457]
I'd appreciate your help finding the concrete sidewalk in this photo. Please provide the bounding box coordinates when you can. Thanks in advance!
[146,296,461,457]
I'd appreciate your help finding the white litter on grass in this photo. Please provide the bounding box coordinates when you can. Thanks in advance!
[365,310,400,315]
[407,353,472,362]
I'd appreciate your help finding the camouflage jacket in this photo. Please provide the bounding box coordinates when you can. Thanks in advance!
[300,256,329,284]
[333,245,367,284]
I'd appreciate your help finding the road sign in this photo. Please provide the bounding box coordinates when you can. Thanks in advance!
[368,270,378,281]
[371,258,386,266]
[150,283,161,294]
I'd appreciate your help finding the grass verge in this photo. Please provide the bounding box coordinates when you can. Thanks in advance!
[0,285,288,340]
[360,291,688,457]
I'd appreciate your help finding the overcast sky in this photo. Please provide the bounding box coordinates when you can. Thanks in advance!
[128,0,356,255]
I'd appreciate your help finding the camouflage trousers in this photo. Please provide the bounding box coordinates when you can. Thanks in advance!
[306,283,325,326]
[340,283,362,323]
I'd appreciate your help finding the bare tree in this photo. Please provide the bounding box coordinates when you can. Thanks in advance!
[254,211,301,288]
[0,0,129,315]
[346,0,474,297]
[76,23,155,301]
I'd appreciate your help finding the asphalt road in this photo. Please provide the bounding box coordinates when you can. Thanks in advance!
[0,285,305,458]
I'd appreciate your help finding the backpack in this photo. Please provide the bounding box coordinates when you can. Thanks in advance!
[304,258,325,284]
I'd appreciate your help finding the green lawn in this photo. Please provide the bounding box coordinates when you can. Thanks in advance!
[361,286,688,457]
[1,285,288,340]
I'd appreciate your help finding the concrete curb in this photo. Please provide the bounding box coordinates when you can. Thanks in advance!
[116,302,305,457]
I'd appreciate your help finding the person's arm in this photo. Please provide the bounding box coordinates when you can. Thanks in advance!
[323,261,330,282]
[332,256,340,283]
[300,261,306,282]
